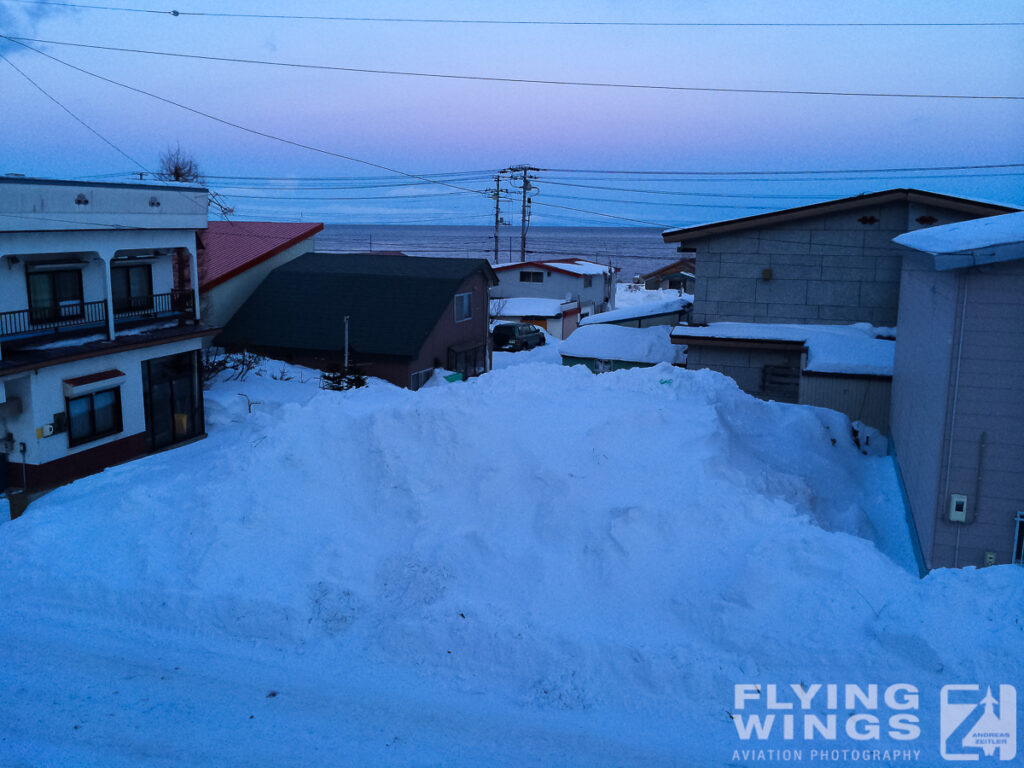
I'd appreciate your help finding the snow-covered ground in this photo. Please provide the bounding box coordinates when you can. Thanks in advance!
[0,360,1021,767]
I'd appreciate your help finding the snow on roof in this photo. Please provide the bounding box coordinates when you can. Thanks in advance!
[538,259,612,276]
[493,258,616,277]
[560,324,687,365]
[490,297,568,318]
[892,212,1024,269]
[579,295,692,326]
[672,322,895,376]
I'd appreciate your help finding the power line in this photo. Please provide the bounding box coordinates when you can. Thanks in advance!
[0,50,147,170]
[7,2,1024,27]
[2,36,672,227]
[8,35,1023,101]
[541,163,1024,175]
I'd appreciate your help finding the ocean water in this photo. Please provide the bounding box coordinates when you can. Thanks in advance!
[314,225,681,281]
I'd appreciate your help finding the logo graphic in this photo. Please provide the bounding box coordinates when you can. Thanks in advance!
[941,685,1017,761]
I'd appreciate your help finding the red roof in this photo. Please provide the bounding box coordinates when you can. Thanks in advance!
[198,221,324,291]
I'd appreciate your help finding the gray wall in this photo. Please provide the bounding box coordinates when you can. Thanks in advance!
[891,253,1024,568]
[690,201,979,327]
[800,374,892,434]
[686,345,802,402]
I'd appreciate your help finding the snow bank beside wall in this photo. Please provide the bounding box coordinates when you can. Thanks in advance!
[0,363,1019,765]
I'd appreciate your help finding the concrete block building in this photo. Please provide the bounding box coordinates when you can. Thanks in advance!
[663,190,1016,421]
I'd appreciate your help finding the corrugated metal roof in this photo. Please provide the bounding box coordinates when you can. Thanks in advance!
[199,220,324,291]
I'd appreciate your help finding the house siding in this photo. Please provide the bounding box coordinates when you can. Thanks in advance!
[685,345,802,401]
[409,272,492,380]
[930,260,1024,568]
[799,374,892,434]
[891,254,1024,569]
[689,201,981,327]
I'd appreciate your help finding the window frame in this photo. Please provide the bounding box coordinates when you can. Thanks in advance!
[583,276,593,289]
[27,268,85,324]
[66,386,124,447]
[111,263,154,313]
[454,291,473,323]
[519,271,544,283]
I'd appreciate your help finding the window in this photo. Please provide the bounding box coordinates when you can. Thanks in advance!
[67,387,123,447]
[1014,512,1024,565]
[28,269,83,324]
[519,271,544,283]
[410,368,433,391]
[111,263,153,313]
[454,292,472,322]
[583,276,593,289]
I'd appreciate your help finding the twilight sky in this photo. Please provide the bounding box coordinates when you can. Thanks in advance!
[1,0,1022,227]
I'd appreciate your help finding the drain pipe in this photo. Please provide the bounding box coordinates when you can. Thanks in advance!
[944,277,968,567]
[19,441,26,490]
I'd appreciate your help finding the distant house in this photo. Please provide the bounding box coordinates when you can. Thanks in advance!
[560,325,686,373]
[889,212,1024,569]
[664,189,1015,414]
[489,297,580,340]
[490,258,618,337]
[578,295,692,329]
[217,252,497,388]
[0,177,215,499]
[642,255,695,293]
[177,220,323,330]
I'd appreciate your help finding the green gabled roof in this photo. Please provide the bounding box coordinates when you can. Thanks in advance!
[217,252,497,358]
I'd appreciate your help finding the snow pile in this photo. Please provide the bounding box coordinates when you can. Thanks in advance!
[580,296,691,326]
[675,322,896,376]
[614,284,685,308]
[0,364,1019,765]
[490,297,567,318]
[560,324,686,365]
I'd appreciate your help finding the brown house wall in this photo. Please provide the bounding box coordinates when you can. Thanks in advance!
[409,272,492,379]
[6,432,148,494]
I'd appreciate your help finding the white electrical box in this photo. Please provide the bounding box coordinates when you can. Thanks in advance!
[949,493,968,523]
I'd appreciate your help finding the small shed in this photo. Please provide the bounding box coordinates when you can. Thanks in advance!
[560,324,686,373]
[672,322,895,431]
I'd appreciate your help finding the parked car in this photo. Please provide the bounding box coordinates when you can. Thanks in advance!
[492,323,546,351]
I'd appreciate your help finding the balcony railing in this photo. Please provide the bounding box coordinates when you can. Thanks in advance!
[0,290,196,343]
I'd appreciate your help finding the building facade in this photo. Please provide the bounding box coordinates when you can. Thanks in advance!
[491,258,617,324]
[890,214,1024,569]
[0,177,214,502]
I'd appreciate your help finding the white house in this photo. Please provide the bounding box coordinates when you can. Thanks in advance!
[0,176,216,505]
[490,258,618,338]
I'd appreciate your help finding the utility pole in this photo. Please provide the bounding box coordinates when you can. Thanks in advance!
[490,173,510,264]
[507,165,538,262]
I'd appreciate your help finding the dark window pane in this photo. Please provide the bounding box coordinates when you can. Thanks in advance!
[92,389,118,434]
[68,396,93,441]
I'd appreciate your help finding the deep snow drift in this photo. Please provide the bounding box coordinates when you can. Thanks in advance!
[0,362,1020,767]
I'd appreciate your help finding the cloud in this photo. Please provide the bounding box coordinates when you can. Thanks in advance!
[0,3,76,52]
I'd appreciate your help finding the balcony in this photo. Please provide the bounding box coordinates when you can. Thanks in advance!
[0,289,196,345]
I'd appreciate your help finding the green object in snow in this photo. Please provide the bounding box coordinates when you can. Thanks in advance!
[445,372,464,383]
[659,379,673,385]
